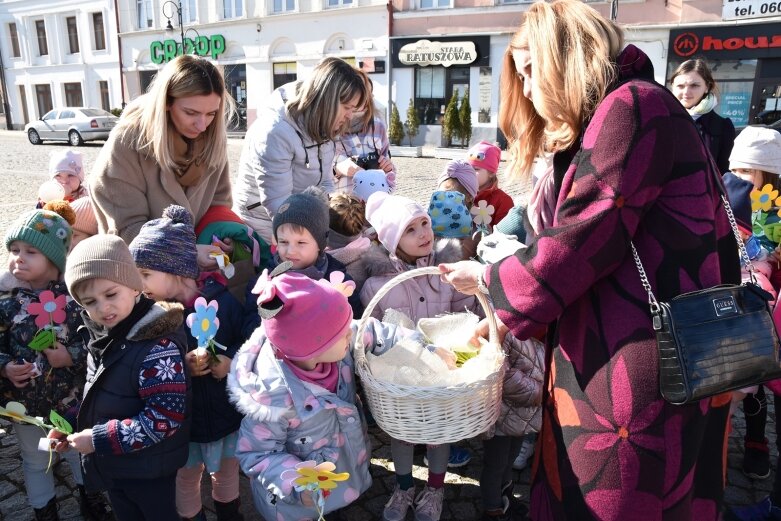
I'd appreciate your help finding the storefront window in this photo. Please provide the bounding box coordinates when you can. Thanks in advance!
[273,62,297,90]
[224,64,247,130]
[414,66,468,125]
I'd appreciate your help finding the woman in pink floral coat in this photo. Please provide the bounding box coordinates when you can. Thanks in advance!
[440,1,740,519]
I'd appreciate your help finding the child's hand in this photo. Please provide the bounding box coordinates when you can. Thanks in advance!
[433,347,457,370]
[378,156,395,174]
[47,429,70,453]
[186,350,212,377]
[213,237,234,254]
[42,341,73,368]
[210,354,232,380]
[300,490,315,508]
[196,244,221,271]
[1,360,35,388]
[67,429,95,454]
[468,317,509,348]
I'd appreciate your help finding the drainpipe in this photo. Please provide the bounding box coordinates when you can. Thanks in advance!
[113,0,127,107]
[387,0,393,122]
[0,42,12,129]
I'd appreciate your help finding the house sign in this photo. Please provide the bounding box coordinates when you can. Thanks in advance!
[399,40,477,67]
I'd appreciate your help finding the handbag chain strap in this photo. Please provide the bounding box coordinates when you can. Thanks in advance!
[631,194,756,314]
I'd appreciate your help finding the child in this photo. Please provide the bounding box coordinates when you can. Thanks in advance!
[360,191,480,521]
[728,125,781,191]
[435,161,480,260]
[0,207,111,521]
[466,141,514,227]
[61,235,190,521]
[229,268,422,520]
[48,150,88,202]
[69,197,99,251]
[327,192,373,292]
[128,205,245,521]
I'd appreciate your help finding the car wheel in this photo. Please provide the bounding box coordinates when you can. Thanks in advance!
[68,130,84,146]
[27,129,41,145]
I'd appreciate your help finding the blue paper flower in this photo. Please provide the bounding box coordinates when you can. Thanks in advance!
[186,297,220,348]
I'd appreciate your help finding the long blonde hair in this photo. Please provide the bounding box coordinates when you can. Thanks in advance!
[499,0,624,178]
[115,55,234,176]
[287,57,367,143]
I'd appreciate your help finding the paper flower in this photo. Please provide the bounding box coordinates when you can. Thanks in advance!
[186,297,220,347]
[471,200,495,226]
[751,184,781,212]
[328,272,356,298]
[280,461,350,520]
[28,291,66,330]
[0,402,44,426]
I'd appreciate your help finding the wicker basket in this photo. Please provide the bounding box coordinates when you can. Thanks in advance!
[354,266,505,445]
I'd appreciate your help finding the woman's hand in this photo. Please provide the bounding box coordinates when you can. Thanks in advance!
[210,355,232,380]
[438,261,486,296]
[196,244,221,271]
[185,349,212,377]
[67,429,95,455]
[468,317,510,348]
[1,360,35,388]
[378,156,396,174]
[48,429,70,453]
[42,342,73,369]
[334,158,361,179]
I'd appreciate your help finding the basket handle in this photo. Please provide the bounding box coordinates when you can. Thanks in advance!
[354,266,499,367]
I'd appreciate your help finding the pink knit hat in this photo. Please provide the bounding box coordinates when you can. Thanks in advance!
[49,150,84,182]
[365,192,428,254]
[253,271,353,361]
[466,141,501,175]
[436,160,478,198]
[69,197,98,236]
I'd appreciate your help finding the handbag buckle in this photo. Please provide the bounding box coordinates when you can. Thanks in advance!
[652,314,662,331]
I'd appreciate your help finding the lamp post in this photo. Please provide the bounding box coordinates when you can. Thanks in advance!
[162,0,199,55]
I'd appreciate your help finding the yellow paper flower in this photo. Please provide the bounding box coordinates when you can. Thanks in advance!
[293,462,350,491]
[0,401,44,426]
[751,184,780,212]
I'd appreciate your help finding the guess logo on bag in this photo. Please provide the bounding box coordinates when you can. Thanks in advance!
[713,296,738,316]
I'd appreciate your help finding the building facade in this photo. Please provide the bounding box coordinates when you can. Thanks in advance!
[0,0,121,129]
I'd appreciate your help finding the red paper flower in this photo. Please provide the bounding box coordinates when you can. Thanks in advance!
[27,291,67,330]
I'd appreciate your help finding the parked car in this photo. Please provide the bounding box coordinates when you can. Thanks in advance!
[25,107,118,146]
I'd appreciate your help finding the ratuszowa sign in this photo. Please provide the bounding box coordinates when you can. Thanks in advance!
[399,40,477,67]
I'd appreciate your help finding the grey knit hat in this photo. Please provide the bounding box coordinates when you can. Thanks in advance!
[129,205,199,279]
[272,187,330,251]
[65,234,144,305]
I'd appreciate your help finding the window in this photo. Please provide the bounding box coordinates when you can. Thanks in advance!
[35,85,53,117]
[8,23,20,58]
[42,109,57,121]
[64,82,83,107]
[66,17,79,54]
[60,110,75,119]
[35,20,48,56]
[414,66,469,125]
[137,0,153,29]
[327,0,353,7]
[92,12,106,50]
[273,0,296,13]
[182,0,196,22]
[99,81,110,111]
[419,0,450,8]
[224,0,244,18]
[273,62,297,90]
[19,86,29,124]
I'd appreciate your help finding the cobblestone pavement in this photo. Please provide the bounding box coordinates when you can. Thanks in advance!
[0,129,771,520]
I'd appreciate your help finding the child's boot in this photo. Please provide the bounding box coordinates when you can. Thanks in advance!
[214,498,245,521]
[78,486,114,521]
[414,486,444,521]
[383,485,415,521]
[744,437,771,479]
[34,497,59,521]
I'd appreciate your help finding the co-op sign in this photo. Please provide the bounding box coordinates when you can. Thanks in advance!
[150,34,226,64]
[670,22,781,60]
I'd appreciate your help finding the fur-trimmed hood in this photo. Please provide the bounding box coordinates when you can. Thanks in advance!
[127,301,184,341]
[361,238,465,279]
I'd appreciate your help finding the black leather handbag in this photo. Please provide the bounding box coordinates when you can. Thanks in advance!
[631,193,781,405]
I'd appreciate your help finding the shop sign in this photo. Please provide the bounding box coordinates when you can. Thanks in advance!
[723,0,781,20]
[399,40,477,67]
[669,23,781,60]
[150,34,226,64]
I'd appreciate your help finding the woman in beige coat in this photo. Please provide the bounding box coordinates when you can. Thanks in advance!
[89,55,234,269]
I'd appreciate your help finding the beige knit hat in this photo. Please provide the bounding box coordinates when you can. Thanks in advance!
[729,126,781,175]
[69,197,98,236]
[64,234,144,305]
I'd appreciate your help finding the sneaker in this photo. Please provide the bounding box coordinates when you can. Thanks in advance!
[513,436,536,470]
[414,486,444,521]
[743,438,771,479]
[728,496,781,521]
[424,446,472,468]
[383,486,415,521]
[482,496,511,520]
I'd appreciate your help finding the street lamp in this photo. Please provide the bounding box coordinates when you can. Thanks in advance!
[162,0,200,55]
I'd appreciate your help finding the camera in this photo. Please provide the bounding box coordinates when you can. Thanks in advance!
[353,152,380,170]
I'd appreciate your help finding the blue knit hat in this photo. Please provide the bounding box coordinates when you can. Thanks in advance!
[129,205,199,279]
[5,207,73,273]
[723,172,753,234]
[428,190,472,238]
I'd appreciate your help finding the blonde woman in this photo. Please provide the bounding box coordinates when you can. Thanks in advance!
[90,54,234,269]
[233,57,367,242]
[439,1,738,519]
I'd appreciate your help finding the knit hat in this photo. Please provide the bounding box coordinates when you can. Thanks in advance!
[65,235,144,306]
[366,192,429,254]
[729,126,781,175]
[494,204,527,243]
[49,149,84,182]
[428,191,472,238]
[722,172,754,234]
[466,141,501,175]
[437,160,479,199]
[129,205,199,279]
[272,188,330,252]
[254,270,353,361]
[5,206,73,273]
[69,197,99,236]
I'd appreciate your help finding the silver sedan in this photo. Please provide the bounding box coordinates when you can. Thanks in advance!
[25,107,118,146]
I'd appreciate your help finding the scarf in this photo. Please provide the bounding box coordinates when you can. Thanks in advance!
[283,358,339,393]
[172,134,208,187]
[271,251,330,280]
[83,296,155,363]
[687,92,718,119]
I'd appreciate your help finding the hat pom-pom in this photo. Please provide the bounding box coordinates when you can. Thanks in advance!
[43,200,76,226]
[162,205,193,227]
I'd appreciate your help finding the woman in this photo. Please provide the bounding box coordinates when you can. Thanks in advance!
[439,1,739,519]
[671,58,736,174]
[90,54,234,268]
[233,57,367,242]
[334,70,396,194]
